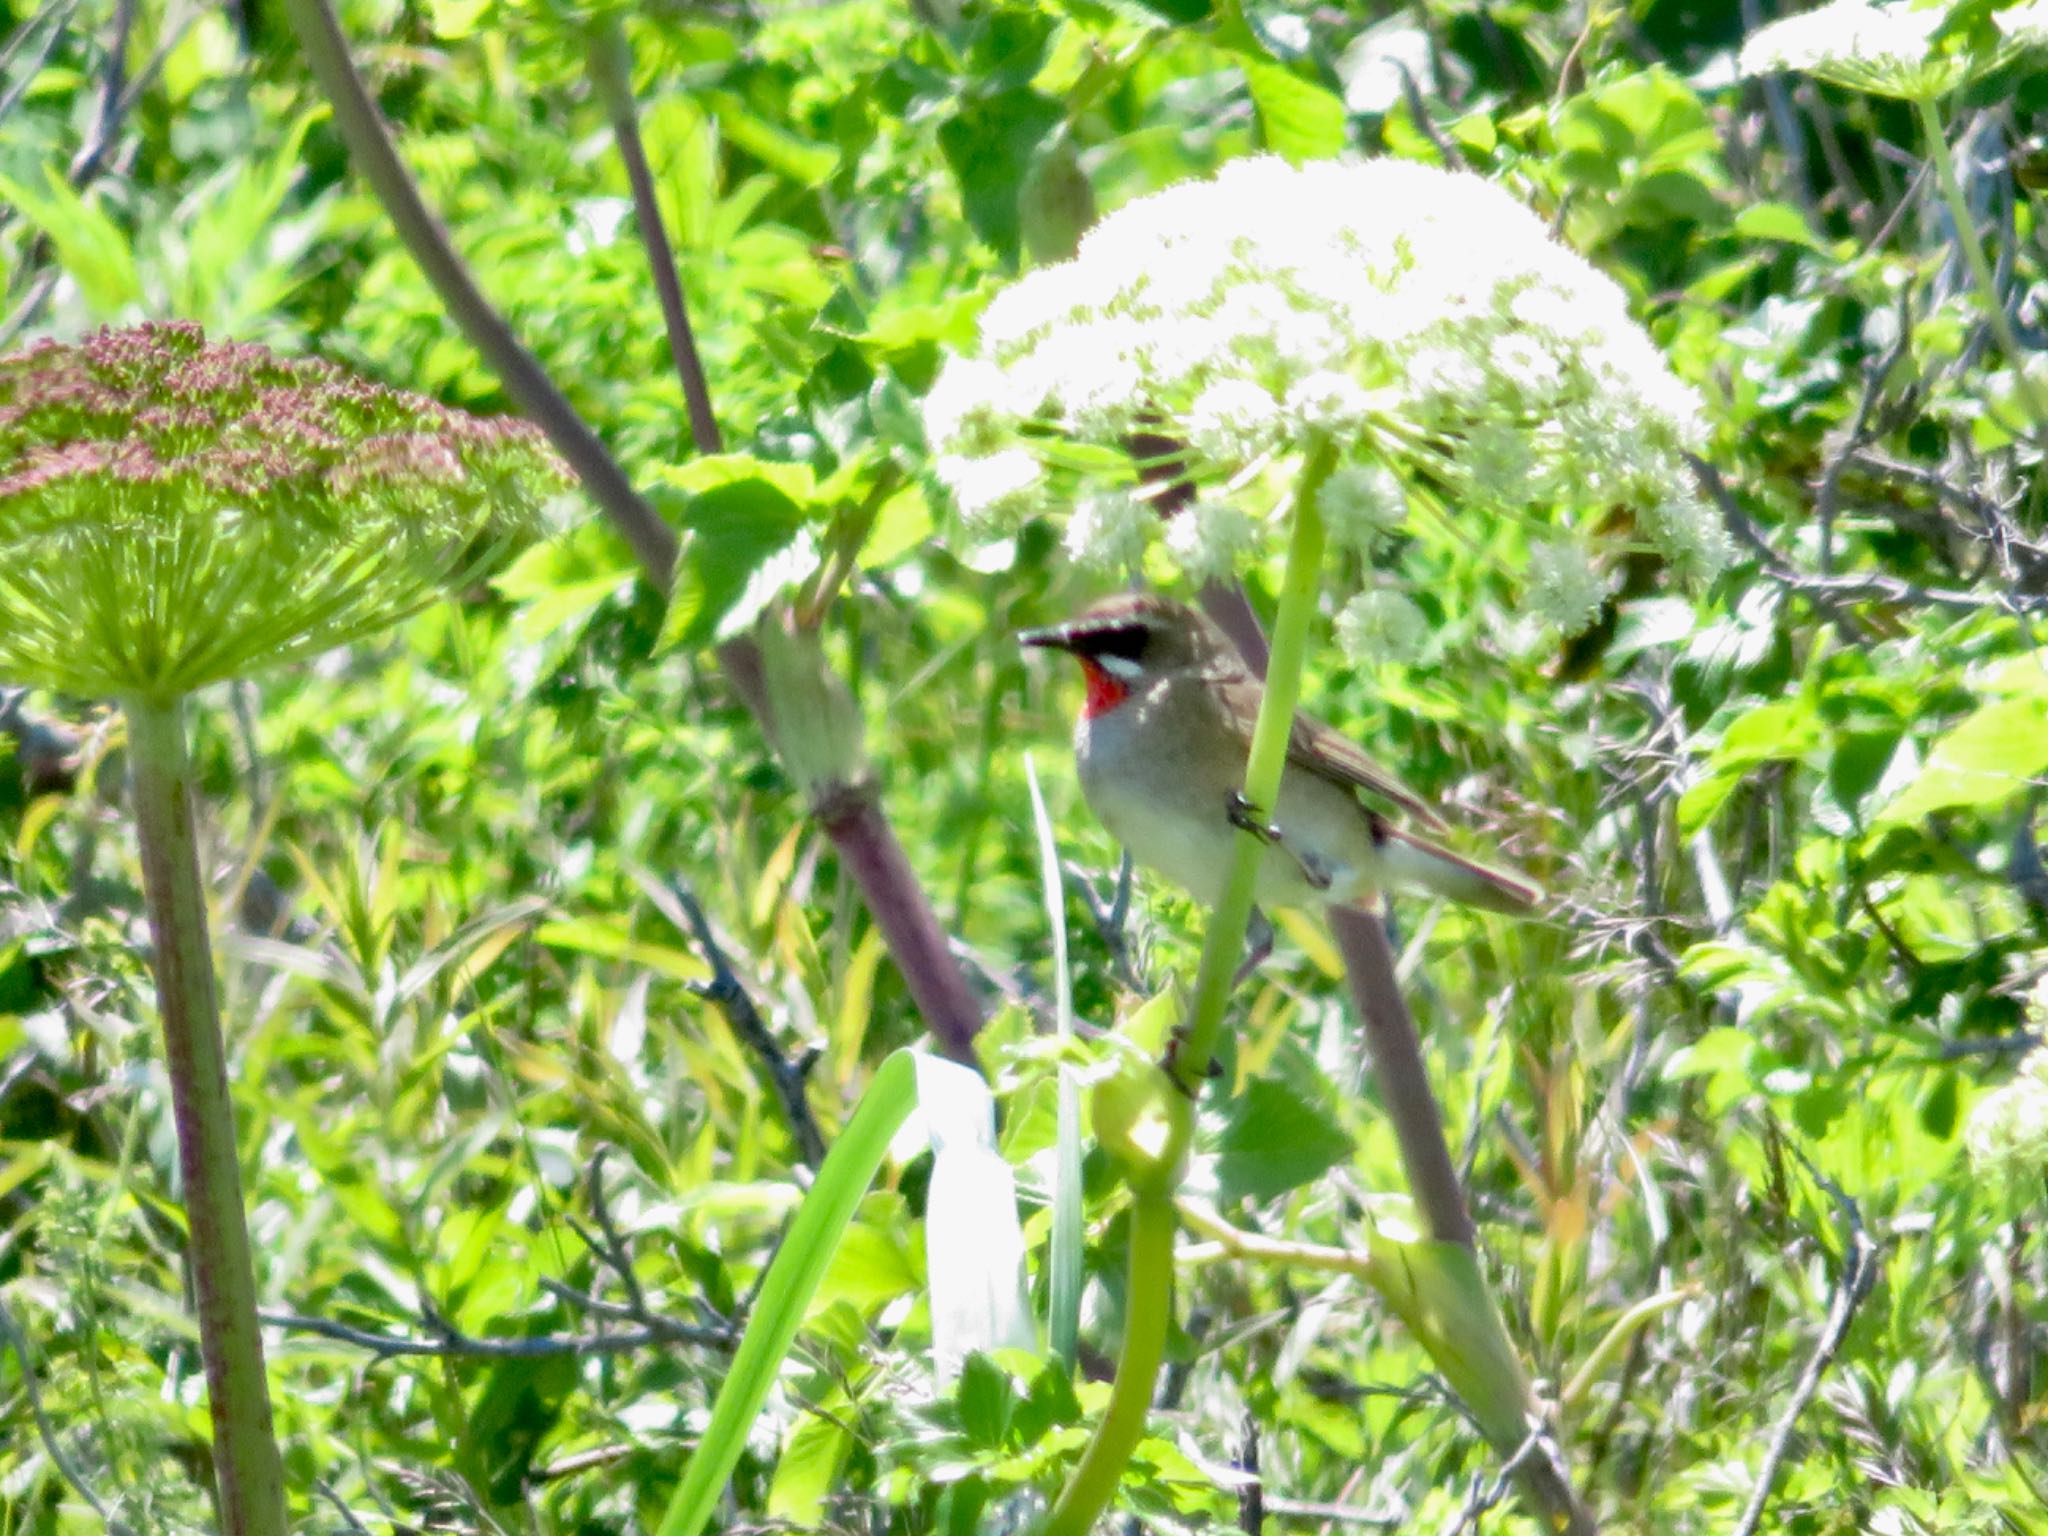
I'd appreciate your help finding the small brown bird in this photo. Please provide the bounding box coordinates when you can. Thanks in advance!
[1021,593,1540,918]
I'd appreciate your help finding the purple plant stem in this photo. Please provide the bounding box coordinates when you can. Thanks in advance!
[585,18,721,457]
[125,695,287,1536]
[284,0,989,1061]
[814,784,983,1067]
[1326,907,1477,1247]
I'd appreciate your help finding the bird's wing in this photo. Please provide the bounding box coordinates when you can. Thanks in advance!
[1210,672,1448,831]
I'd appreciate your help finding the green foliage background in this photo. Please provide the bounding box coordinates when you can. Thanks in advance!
[0,0,2043,1531]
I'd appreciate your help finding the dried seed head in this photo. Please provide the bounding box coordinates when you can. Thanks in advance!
[0,322,566,701]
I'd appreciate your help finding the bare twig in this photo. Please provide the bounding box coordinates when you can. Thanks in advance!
[262,1305,731,1359]
[1394,59,1463,171]
[1741,0,1815,219]
[0,1295,113,1523]
[586,17,722,455]
[1730,1157,1881,1536]
[1062,852,1143,990]
[314,1479,374,1536]
[0,0,84,128]
[1813,292,1913,575]
[1444,1426,1553,1536]
[641,876,827,1166]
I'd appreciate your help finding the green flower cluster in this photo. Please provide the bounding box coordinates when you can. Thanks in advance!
[0,322,564,701]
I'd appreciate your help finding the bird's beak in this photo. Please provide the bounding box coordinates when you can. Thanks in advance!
[1018,622,1078,653]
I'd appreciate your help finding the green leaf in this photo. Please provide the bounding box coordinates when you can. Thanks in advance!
[654,457,819,651]
[1242,58,1348,161]
[1216,1077,1353,1204]
[706,90,840,185]
[767,1408,855,1523]
[656,1049,921,1536]
[955,1352,1014,1451]
[937,88,1063,263]
[0,167,141,314]
[1734,200,1828,251]
[1875,695,2048,826]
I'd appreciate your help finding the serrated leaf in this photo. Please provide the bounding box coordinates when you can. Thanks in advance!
[767,1408,854,1523]
[938,88,1063,262]
[655,462,818,652]
[956,1352,1014,1451]
[1216,1077,1352,1204]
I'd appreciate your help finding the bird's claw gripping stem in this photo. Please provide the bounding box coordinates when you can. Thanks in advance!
[1228,791,1282,844]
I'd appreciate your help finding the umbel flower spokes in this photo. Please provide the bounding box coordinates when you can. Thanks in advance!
[0,321,564,702]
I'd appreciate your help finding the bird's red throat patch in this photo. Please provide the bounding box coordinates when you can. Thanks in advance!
[1079,658,1129,718]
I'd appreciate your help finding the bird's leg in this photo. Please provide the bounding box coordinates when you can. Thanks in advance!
[1227,793,1333,891]
[1231,905,1275,989]
[1227,791,1282,843]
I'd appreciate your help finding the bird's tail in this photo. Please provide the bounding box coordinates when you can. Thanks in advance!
[1372,822,1543,915]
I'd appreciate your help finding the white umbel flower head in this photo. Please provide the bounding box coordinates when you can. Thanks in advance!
[1738,0,1963,100]
[1318,462,1407,556]
[1525,538,1617,636]
[1335,589,1429,665]
[925,155,1712,621]
[1064,490,1151,573]
[1164,498,1260,585]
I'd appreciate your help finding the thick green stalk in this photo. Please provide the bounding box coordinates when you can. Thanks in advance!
[1915,93,2048,430]
[124,696,287,1536]
[1038,445,1338,1535]
[1037,1190,1177,1536]
[1170,437,1337,1093]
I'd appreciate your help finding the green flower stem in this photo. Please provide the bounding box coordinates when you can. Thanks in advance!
[124,695,286,1536]
[1170,435,1338,1095]
[1038,1188,1177,1536]
[1037,444,1336,1535]
[1915,93,2048,430]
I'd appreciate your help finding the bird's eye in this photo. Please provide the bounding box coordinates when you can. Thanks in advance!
[1085,625,1149,662]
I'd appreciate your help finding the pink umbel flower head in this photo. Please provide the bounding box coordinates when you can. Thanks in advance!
[0,322,565,700]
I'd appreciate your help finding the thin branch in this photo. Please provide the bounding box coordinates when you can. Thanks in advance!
[1444,1426,1553,1536]
[586,17,722,455]
[1813,290,1912,575]
[283,0,990,1065]
[0,1295,112,1523]
[1394,59,1463,171]
[1730,1160,1881,1536]
[1062,852,1143,990]
[314,1480,374,1536]
[279,0,679,582]
[68,0,137,188]
[261,1306,731,1359]
[642,877,827,1167]
[0,0,85,129]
